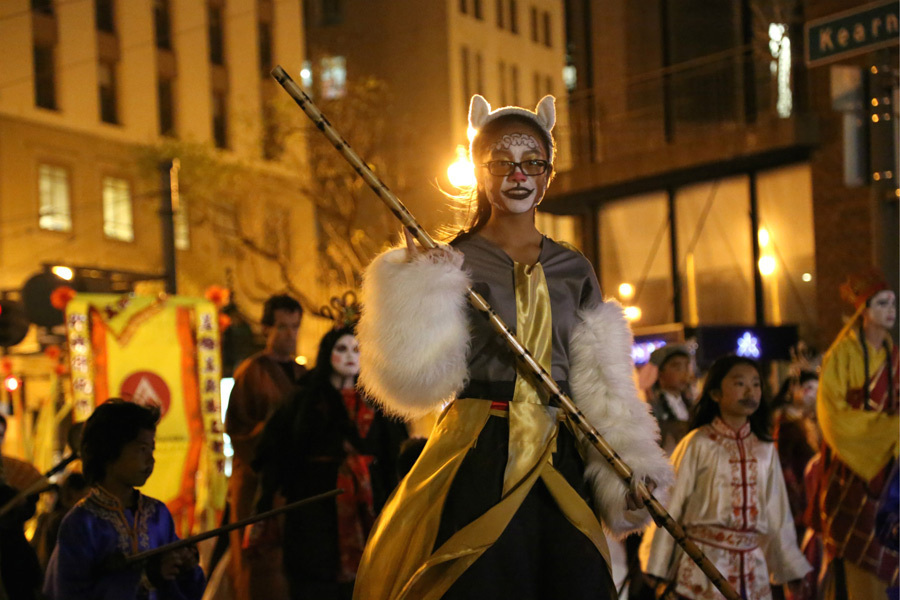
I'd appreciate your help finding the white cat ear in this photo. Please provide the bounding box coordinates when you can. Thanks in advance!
[535,95,556,131]
[469,95,492,129]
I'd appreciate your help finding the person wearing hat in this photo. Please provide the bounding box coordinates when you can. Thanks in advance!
[646,344,694,456]
[352,94,673,599]
[813,269,898,599]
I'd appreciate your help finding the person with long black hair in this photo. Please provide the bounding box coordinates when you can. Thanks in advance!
[252,322,407,600]
[640,355,810,599]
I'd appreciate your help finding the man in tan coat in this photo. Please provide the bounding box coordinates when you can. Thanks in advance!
[225,295,305,600]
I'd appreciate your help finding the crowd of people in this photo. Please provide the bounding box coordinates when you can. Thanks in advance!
[0,93,895,600]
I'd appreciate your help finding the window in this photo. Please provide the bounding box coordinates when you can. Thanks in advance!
[473,0,482,19]
[511,65,519,105]
[158,78,175,136]
[499,61,507,105]
[509,0,518,33]
[258,21,273,76]
[756,164,816,331]
[599,193,674,326]
[495,0,503,28]
[675,177,754,325]
[542,11,551,47]
[320,56,346,99]
[544,75,553,96]
[154,0,172,49]
[102,177,134,242]
[33,45,57,110]
[321,0,342,25]
[38,164,71,232]
[459,0,467,14]
[98,61,118,124]
[533,71,540,101]
[208,4,224,65]
[212,91,228,148]
[530,6,538,41]
[31,0,53,15]
[95,0,114,32]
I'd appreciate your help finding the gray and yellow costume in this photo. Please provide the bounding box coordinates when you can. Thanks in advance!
[354,233,673,599]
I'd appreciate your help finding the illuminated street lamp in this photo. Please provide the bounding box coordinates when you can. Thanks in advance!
[51,265,74,281]
[623,305,642,322]
[618,282,635,301]
[758,227,770,248]
[758,255,776,276]
[447,145,476,188]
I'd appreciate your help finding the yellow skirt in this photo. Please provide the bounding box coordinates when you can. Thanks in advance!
[352,398,612,600]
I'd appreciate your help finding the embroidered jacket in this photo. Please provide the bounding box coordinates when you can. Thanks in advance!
[43,486,205,600]
[640,418,811,600]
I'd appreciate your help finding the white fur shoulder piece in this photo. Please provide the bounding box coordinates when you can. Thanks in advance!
[357,246,471,418]
[569,300,675,537]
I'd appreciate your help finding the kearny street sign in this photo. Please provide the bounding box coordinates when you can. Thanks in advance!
[805,0,899,67]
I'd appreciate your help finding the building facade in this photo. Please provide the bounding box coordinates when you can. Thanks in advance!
[302,0,574,237]
[546,0,898,352]
[0,0,333,360]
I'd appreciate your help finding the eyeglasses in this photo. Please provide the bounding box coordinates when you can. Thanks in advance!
[481,159,551,177]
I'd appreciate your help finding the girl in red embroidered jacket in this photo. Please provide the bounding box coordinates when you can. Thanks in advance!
[640,356,811,600]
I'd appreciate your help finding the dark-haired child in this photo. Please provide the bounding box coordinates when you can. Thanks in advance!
[640,356,811,600]
[43,400,205,600]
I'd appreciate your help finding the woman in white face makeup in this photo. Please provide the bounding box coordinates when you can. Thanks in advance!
[252,324,409,600]
[353,96,673,600]
[813,271,899,599]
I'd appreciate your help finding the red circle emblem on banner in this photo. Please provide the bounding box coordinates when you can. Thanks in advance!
[120,371,172,418]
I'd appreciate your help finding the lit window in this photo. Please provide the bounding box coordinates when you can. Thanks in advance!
[320,56,346,99]
[102,177,134,241]
[563,65,577,92]
[38,164,71,232]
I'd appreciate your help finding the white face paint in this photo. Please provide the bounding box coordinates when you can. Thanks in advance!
[866,290,897,331]
[480,122,550,215]
[330,334,360,379]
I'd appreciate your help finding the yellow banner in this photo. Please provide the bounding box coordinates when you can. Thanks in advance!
[65,294,226,535]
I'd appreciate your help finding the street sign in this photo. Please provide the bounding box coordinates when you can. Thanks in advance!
[805,0,899,67]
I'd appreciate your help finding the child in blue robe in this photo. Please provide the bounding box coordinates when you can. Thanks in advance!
[43,400,206,600]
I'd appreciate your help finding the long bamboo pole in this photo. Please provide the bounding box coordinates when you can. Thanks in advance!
[271,65,739,600]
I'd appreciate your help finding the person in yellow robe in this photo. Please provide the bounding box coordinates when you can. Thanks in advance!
[814,269,899,599]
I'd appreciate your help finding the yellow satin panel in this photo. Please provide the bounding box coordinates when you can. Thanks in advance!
[506,262,553,495]
[353,399,492,600]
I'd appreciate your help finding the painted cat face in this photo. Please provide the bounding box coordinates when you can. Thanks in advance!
[479,121,550,215]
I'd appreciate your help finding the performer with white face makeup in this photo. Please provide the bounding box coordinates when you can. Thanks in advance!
[252,318,409,600]
[814,270,899,599]
[354,95,673,599]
